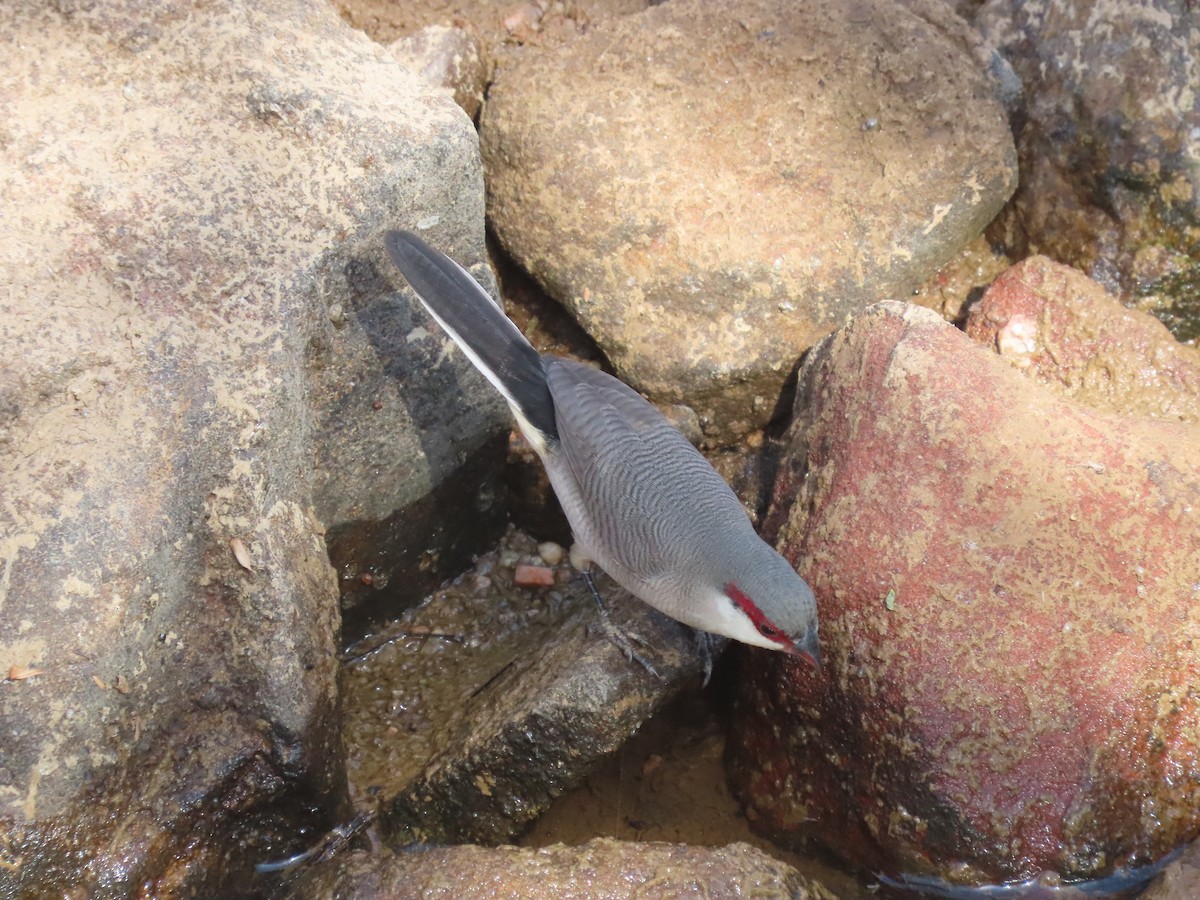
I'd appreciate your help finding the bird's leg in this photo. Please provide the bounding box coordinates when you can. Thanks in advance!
[694,630,714,688]
[581,569,662,680]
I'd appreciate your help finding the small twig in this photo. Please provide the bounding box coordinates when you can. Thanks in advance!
[470,659,517,699]
[254,810,377,876]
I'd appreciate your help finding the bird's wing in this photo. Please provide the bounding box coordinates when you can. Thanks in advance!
[545,358,743,579]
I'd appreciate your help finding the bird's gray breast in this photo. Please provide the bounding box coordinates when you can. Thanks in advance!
[543,358,746,583]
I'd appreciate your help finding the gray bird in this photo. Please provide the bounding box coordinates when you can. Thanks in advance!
[385,231,820,670]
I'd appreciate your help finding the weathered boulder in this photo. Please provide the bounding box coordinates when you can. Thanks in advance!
[965,256,1200,425]
[0,0,503,893]
[482,0,1017,439]
[288,837,815,899]
[978,0,1200,342]
[728,302,1200,886]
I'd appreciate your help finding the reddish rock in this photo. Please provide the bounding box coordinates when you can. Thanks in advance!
[513,563,556,587]
[728,302,1200,887]
[966,256,1200,425]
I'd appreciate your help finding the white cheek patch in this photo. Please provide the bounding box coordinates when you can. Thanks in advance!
[709,590,787,652]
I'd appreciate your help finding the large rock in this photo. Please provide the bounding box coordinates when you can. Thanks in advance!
[978,0,1200,342]
[965,256,1200,425]
[728,302,1200,886]
[482,0,1017,439]
[0,0,503,893]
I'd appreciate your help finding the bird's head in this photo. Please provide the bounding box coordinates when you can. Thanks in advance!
[717,547,820,668]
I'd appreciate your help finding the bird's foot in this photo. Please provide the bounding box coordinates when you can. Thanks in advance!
[582,570,662,680]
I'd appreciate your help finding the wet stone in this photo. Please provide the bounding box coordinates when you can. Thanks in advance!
[341,529,709,848]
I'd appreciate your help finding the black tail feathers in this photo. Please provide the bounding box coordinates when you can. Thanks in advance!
[384,231,558,446]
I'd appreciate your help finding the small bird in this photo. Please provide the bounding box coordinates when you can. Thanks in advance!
[385,231,820,671]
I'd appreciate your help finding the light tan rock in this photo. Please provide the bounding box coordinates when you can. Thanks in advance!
[482,0,1017,439]
[0,0,502,893]
[290,838,819,899]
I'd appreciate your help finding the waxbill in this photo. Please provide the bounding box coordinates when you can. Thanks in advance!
[384,231,820,668]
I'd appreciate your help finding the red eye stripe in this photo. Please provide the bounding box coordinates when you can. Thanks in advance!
[725,582,797,650]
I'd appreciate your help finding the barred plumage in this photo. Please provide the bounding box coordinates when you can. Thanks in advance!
[385,230,819,666]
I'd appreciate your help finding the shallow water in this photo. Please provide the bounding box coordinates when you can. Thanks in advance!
[520,680,873,899]
[877,851,1178,899]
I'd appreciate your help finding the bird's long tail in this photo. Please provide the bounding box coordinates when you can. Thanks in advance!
[384,230,557,450]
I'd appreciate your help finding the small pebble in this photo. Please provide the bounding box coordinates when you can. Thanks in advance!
[229,537,254,572]
[513,564,555,588]
[537,541,565,566]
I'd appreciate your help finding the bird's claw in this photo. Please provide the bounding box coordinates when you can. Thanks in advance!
[602,622,661,679]
[583,570,663,680]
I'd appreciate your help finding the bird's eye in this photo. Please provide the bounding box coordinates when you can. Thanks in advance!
[759,624,778,637]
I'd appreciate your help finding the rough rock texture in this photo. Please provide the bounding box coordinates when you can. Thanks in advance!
[911,232,1012,323]
[341,532,712,848]
[482,0,1017,439]
[728,303,1200,885]
[388,24,488,119]
[288,838,818,899]
[965,256,1200,425]
[0,0,504,893]
[978,0,1200,342]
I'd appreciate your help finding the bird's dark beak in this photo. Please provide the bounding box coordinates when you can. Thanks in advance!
[793,625,821,670]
